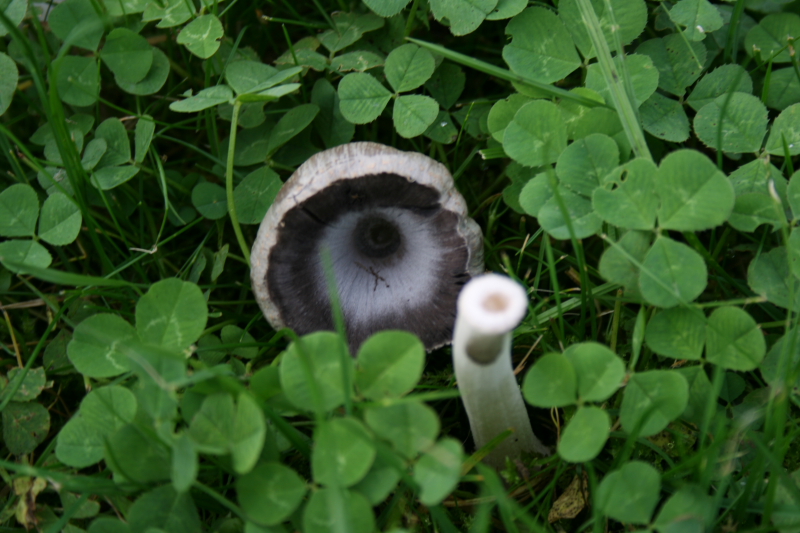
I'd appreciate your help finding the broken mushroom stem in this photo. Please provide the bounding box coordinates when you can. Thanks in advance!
[453,274,549,469]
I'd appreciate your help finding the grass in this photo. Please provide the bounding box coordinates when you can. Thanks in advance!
[2,0,800,531]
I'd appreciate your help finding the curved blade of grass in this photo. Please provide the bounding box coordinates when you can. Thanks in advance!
[320,247,353,416]
[407,38,610,110]
[660,3,706,74]
[517,283,618,335]
[1,9,117,273]
[359,389,461,411]
[160,134,242,175]
[0,296,68,413]
[574,0,652,161]
[599,233,696,306]
[544,169,598,340]
[0,459,131,494]
[0,261,141,287]
[149,145,178,258]
[476,464,551,532]
[48,59,90,205]
[602,0,646,141]
[723,0,747,63]
[192,481,248,521]
[782,133,796,176]
[42,493,90,533]
[0,125,35,181]
[461,429,514,476]
[226,100,252,267]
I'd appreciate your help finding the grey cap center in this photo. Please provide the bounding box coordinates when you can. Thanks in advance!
[354,215,402,258]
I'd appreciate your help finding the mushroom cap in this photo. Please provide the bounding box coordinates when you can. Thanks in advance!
[251,142,484,352]
[456,274,529,336]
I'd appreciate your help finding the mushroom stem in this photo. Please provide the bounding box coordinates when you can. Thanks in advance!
[453,274,549,469]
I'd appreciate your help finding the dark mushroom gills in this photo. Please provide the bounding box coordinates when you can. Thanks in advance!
[251,142,483,352]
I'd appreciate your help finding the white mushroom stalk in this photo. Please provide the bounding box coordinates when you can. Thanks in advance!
[453,274,549,468]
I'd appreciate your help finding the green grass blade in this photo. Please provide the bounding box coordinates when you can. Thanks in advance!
[407,37,610,110]
[226,100,252,267]
[573,0,652,161]
[0,261,142,287]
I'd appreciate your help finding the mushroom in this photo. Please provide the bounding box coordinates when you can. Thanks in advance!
[452,274,549,468]
[251,142,483,352]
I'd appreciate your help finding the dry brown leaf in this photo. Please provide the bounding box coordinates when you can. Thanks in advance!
[14,476,47,530]
[548,473,588,523]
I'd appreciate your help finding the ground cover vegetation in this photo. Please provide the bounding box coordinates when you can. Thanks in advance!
[0,0,800,530]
